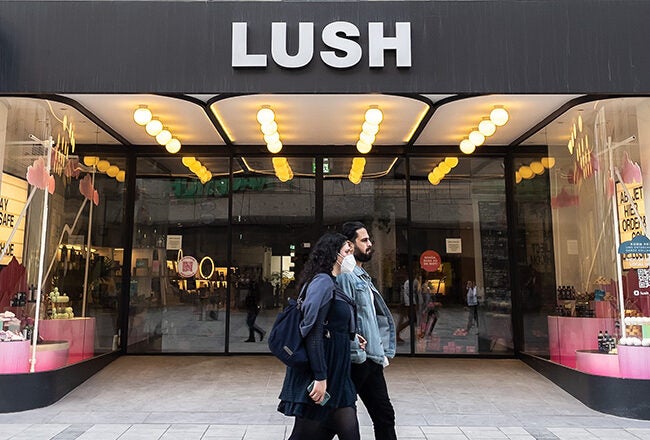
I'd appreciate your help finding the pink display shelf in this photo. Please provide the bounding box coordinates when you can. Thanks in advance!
[617,345,650,379]
[38,317,95,364]
[575,350,620,377]
[33,341,69,372]
[548,316,616,368]
[0,340,30,374]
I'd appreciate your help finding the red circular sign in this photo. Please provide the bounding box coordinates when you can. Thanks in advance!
[420,250,441,272]
[178,256,199,278]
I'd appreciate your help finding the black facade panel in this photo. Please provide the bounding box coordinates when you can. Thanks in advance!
[0,1,649,94]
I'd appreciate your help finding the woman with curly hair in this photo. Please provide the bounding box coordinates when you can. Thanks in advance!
[277,232,363,440]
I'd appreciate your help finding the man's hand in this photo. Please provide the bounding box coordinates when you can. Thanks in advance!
[356,334,367,351]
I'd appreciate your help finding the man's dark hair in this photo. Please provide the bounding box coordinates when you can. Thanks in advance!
[342,221,366,242]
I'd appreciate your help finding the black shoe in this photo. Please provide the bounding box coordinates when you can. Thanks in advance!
[244,338,255,342]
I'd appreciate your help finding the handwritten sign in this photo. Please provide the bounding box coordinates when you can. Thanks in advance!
[617,182,648,269]
[0,173,28,265]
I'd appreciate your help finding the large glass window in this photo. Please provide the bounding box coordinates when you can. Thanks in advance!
[230,156,316,353]
[521,97,650,378]
[409,156,512,354]
[0,97,123,373]
[129,156,229,353]
[323,156,408,351]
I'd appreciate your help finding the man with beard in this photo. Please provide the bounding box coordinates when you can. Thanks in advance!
[336,221,397,440]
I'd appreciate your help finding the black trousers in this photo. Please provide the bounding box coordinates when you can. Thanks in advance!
[351,360,397,440]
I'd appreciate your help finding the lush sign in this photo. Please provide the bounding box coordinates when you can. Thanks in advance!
[232,21,412,68]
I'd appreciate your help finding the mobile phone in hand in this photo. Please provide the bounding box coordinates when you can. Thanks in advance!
[307,380,331,406]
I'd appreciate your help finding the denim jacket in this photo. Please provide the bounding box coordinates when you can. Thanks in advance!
[336,266,396,365]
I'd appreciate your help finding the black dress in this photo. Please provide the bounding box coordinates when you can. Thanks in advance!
[277,275,356,421]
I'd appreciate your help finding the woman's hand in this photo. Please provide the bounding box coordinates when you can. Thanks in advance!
[309,379,328,404]
[356,334,367,351]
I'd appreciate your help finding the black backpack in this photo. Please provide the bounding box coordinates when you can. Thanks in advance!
[267,288,309,369]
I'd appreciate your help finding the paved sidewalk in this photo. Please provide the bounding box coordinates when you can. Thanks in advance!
[1,356,650,439]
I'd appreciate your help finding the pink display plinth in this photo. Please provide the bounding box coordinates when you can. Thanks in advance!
[617,345,650,379]
[38,317,95,364]
[575,350,620,377]
[33,341,69,372]
[547,316,615,368]
[0,340,30,374]
[595,301,616,318]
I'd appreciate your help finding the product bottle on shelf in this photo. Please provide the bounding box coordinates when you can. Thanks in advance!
[598,331,604,352]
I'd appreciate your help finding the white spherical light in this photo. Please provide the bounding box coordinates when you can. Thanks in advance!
[356,140,372,154]
[261,121,278,135]
[362,122,379,136]
[478,118,496,137]
[364,108,383,125]
[267,140,283,154]
[145,119,163,136]
[469,130,485,147]
[133,106,152,126]
[359,131,375,145]
[156,129,172,146]
[459,139,476,155]
[165,138,181,154]
[490,107,509,126]
[257,107,275,125]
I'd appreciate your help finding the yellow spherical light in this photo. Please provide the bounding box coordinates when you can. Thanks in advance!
[352,157,366,168]
[469,130,485,147]
[257,107,275,125]
[431,167,443,180]
[530,161,545,175]
[116,171,126,183]
[444,157,459,168]
[348,174,362,185]
[356,140,372,154]
[156,129,172,146]
[519,166,534,179]
[106,165,120,177]
[165,138,181,154]
[541,157,556,169]
[427,172,440,185]
[365,107,383,125]
[438,162,451,174]
[133,106,152,126]
[182,156,196,167]
[515,171,522,184]
[490,106,509,126]
[189,161,202,173]
[459,139,476,154]
[96,160,110,172]
[478,118,497,137]
[83,156,99,167]
[145,119,163,136]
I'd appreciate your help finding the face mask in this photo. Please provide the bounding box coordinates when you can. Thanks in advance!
[338,254,357,274]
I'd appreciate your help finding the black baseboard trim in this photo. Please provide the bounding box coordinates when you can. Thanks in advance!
[520,352,650,420]
[0,351,120,413]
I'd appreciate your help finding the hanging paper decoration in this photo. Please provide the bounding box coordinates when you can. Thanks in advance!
[26,158,55,194]
[63,157,81,178]
[551,188,579,208]
[621,151,642,184]
[79,174,99,206]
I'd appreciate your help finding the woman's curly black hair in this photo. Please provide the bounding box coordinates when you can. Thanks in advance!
[297,232,347,293]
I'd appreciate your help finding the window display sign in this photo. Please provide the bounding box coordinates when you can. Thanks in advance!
[0,173,28,265]
[617,182,649,269]
[178,255,198,278]
[420,250,441,272]
[166,234,182,250]
[446,238,462,254]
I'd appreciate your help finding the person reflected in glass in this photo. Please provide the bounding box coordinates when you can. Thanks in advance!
[244,282,265,342]
[277,233,362,440]
[465,280,479,333]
